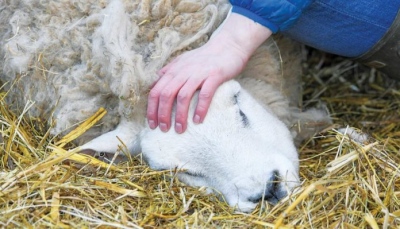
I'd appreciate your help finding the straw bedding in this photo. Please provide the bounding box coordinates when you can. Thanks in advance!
[1,2,400,229]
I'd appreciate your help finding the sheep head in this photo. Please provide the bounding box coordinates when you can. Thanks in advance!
[139,80,300,212]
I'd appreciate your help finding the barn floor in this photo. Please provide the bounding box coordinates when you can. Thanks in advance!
[0,47,399,228]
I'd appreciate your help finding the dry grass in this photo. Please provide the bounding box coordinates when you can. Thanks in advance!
[1,48,400,228]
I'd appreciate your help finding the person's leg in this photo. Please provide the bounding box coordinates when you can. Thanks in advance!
[355,12,400,78]
[283,0,400,78]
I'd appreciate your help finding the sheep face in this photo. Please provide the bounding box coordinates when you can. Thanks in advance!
[139,80,300,212]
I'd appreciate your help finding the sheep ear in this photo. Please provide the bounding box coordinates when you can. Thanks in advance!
[213,80,242,106]
[79,122,141,155]
[79,149,127,164]
[80,129,125,153]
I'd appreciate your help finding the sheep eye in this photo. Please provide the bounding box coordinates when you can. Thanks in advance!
[94,151,107,159]
[182,171,204,177]
[239,109,249,127]
[233,92,249,127]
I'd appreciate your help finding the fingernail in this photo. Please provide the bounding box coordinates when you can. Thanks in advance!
[148,120,156,129]
[159,123,168,132]
[193,115,201,124]
[175,123,183,134]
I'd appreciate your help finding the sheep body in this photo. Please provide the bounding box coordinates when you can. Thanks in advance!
[0,0,330,212]
[1,0,231,143]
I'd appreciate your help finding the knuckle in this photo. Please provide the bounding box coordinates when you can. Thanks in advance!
[146,110,156,118]
[177,91,189,103]
[198,91,212,100]
[148,89,160,99]
[175,112,187,123]
[210,68,223,77]
[196,105,207,113]
[158,113,170,123]
[196,99,210,113]
[146,102,157,118]
[160,89,173,102]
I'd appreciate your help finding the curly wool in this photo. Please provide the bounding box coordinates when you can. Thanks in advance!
[0,0,231,143]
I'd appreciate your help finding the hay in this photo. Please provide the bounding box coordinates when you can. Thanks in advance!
[1,48,400,228]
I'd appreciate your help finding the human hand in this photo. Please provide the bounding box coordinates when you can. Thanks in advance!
[147,38,247,134]
[147,13,272,134]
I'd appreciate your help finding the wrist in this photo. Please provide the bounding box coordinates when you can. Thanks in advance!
[208,12,272,62]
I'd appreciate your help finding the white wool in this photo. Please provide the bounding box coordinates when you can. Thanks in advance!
[0,0,231,142]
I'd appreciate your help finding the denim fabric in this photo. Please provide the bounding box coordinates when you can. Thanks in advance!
[282,0,400,57]
[230,0,312,33]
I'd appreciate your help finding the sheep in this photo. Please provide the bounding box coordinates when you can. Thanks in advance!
[0,0,330,212]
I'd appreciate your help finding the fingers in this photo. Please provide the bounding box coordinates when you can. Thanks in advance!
[148,68,225,134]
[148,72,203,134]
[174,79,203,133]
[147,46,234,134]
[147,59,183,130]
[148,69,199,133]
[147,73,176,131]
[193,76,224,124]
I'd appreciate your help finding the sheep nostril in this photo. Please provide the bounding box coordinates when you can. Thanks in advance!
[247,195,263,204]
[247,189,287,205]
[247,170,288,205]
[264,170,288,204]
[270,170,280,192]
[263,191,283,205]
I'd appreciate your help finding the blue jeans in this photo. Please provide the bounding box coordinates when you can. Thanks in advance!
[283,0,400,57]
